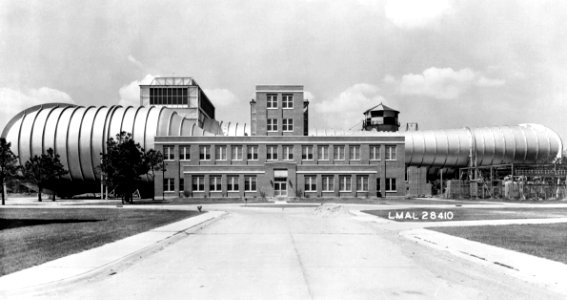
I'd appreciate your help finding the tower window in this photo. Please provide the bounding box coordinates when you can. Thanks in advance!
[282,94,293,108]
[267,94,277,109]
[282,118,293,132]
[267,118,278,132]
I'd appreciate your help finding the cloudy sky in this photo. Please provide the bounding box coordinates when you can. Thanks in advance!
[1,0,566,142]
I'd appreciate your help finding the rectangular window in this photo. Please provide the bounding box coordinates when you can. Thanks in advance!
[356,175,369,192]
[244,176,257,191]
[282,94,293,108]
[339,175,351,192]
[267,145,278,161]
[267,118,278,132]
[370,145,380,161]
[385,145,397,160]
[227,175,239,191]
[349,145,360,160]
[164,146,174,160]
[179,146,190,160]
[163,178,175,192]
[302,145,313,160]
[199,146,211,161]
[386,178,397,191]
[322,175,334,192]
[304,175,316,192]
[318,145,329,161]
[334,145,345,160]
[210,175,222,192]
[282,118,293,132]
[247,145,259,160]
[231,145,243,160]
[150,88,188,106]
[267,94,277,108]
[215,145,227,161]
[283,145,294,160]
[192,176,204,191]
[179,178,184,191]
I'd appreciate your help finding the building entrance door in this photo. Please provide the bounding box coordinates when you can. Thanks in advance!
[274,177,288,197]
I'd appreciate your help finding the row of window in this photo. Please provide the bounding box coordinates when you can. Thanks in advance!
[164,175,397,193]
[304,176,396,192]
[190,175,257,192]
[149,88,189,105]
[164,145,397,162]
[267,94,293,109]
[267,118,293,132]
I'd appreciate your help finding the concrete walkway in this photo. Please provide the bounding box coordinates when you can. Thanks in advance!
[0,210,226,298]
[401,228,567,295]
[3,201,567,299]
[22,205,566,299]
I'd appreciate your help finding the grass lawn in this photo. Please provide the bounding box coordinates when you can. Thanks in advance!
[0,207,199,276]
[431,223,567,264]
[363,207,567,222]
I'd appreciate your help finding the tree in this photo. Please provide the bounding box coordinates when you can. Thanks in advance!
[0,138,20,205]
[101,132,152,204]
[144,149,164,201]
[23,148,68,202]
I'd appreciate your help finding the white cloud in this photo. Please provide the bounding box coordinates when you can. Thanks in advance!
[312,83,386,129]
[118,74,154,107]
[203,88,239,107]
[384,0,452,29]
[391,67,505,99]
[0,86,75,131]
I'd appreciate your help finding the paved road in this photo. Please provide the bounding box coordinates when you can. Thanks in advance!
[37,206,564,299]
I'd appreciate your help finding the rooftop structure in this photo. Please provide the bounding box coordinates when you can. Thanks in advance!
[362,103,400,132]
[139,76,215,127]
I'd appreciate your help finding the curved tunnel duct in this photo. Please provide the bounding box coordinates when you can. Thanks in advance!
[219,121,251,136]
[404,124,563,167]
[2,103,564,182]
[1,104,211,182]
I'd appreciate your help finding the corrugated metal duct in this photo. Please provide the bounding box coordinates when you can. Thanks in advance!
[404,124,563,167]
[1,103,212,182]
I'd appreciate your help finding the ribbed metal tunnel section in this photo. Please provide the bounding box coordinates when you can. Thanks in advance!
[2,104,564,183]
[404,124,563,167]
[0,103,208,182]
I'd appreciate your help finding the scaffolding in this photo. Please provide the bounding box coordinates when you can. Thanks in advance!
[449,164,567,200]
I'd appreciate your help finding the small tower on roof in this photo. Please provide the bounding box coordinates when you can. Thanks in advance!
[362,103,400,132]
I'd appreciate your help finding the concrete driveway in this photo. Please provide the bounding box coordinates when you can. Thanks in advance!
[36,205,564,299]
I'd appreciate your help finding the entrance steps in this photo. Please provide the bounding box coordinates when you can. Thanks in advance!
[267,197,288,204]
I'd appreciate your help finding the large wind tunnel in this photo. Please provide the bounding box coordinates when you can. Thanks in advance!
[1,103,563,186]
[0,103,227,183]
[404,124,563,167]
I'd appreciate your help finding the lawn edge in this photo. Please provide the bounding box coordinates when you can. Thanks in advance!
[0,210,228,298]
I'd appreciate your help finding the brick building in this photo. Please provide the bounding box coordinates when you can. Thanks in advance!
[154,83,406,199]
